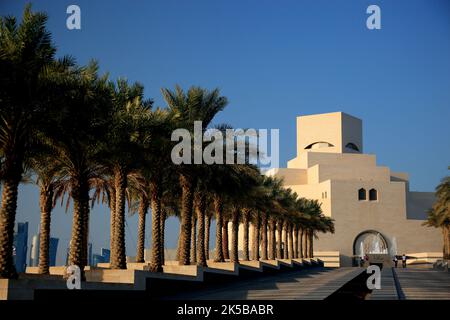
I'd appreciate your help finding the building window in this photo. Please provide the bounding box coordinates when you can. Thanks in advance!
[305,141,335,149]
[345,142,360,152]
[369,188,378,201]
[358,188,366,201]
[324,191,327,198]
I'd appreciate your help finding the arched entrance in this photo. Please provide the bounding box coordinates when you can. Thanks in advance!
[353,230,389,257]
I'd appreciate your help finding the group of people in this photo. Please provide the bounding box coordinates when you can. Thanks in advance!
[393,254,407,268]
[359,254,407,268]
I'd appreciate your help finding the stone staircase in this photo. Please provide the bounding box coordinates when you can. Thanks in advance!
[162,267,364,300]
[1,258,323,300]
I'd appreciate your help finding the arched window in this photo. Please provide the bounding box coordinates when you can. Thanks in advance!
[358,188,366,201]
[369,188,378,201]
[305,141,335,149]
[345,142,360,152]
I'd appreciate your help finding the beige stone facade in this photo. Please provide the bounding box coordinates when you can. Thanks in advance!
[263,112,441,266]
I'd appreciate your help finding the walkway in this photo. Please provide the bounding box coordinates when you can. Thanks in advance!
[394,267,450,300]
[166,267,364,300]
[369,266,450,300]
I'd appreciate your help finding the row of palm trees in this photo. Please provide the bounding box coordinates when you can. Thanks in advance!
[0,5,334,279]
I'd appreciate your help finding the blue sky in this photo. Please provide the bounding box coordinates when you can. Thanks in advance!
[1,0,449,264]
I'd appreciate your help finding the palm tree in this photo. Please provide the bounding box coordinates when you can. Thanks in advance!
[268,216,277,260]
[161,175,181,266]
[302,199,334,258]
[424,172,450,260]
[213,194,225,262]
[136,195,148,263]
[229,206,241,263]
[194,187,207,266]
[252,214,261,261]
[142,109,174,272]
[260,176,285,260]
[162,86,227,265]
[204,206,213,260]
[43,61,112,277]
[104,79,152,269]
[90,175,116,261]
[241,208,251,261]
[222,215,231,260]
[31,152,60,274]
[276,218,284,259]
[191,209,197,264]
[0,5,59,278]
[126,174,149,264]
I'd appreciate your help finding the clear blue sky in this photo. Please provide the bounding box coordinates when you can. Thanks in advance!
[1,0,449,264]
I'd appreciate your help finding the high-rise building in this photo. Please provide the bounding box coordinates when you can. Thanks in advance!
[13,222,28,273]
[100,248,110,262]
[29,234,39,267]
[92,248,110,266]
[49,238,59,266]
[29,234,59,267]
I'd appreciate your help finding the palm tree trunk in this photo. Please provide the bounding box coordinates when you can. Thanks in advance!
[205,214,211,260]
[252,215,260,261]
[230,208,240,263]
[303,229,308,258]
[213,195,224,262]
[178,173,194,265]
[176,224,182,261]
[38,184,54,274]
[82,205,89,267]
[276,220,283,259]
[304,229,310,258]
[283,221,289,259]
[261,213,268,260]
[191,214,197,264]
[242,209,250,261]
[195,192,207,267]
[160,209,166,265]
[68,176,89,279]
[149,179,163,272]
[299,228,304,258]
[446,226,450,260]
[294,224,300,259]
[109,186,116,262]
[444,226,450,260]
[135,195,148,263]
[268,219,276,260]
[309,230,314,258]
[222,219,230,260]
[111,166,127,269]
[0,176,21,278]
[288,223,294,259]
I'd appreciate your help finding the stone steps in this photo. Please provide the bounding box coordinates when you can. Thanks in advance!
[164,267,364,300]
[1,258,322,300]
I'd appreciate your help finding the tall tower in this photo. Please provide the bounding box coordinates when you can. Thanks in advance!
[296,112,363,155]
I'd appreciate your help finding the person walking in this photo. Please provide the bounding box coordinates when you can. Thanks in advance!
[393,256,398,268]
[402,254,407,268]
[360,257,365,267]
